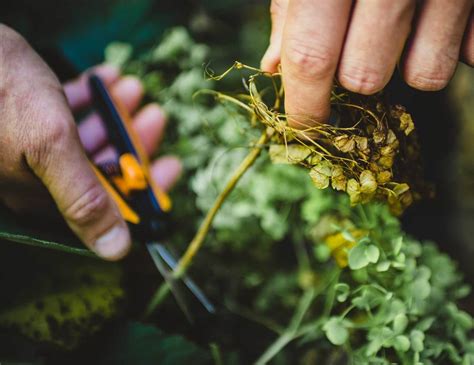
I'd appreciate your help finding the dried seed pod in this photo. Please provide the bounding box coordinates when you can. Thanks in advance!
[360,170,377,195]
[331,165,347,191]
[347,179,362,205]
[269,144,312,164]
[310,160,333,189]
[354,136,370,155]
[377,170,392,184]
[209,62,429,215]
[334,135,355,153]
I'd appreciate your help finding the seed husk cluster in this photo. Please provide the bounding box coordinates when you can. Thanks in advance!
[207,62,430,215]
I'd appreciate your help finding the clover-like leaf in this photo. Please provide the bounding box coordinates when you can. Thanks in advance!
[323,317,349,346]
[348,243,370,270]
[376,260,391,272]
[410,330,425,352]
[366,245,380,264]
[393,313,408,334]
[393,335,410,352]
[335,283,350,302]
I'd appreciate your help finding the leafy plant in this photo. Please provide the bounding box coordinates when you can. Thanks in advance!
[104,28,473,364]
[0,26,472,365]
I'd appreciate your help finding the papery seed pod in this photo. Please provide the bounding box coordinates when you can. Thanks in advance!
[400,190,413,207]
[360,170,378,194]
[390,104,406,118]
[347,178,362,205]
[378,155,394,169]
[309,154,322,165]
[373,129,386,144]
[386,130,398,146]
[399,112,415,135]
[334,135,356,153]
[269,144,313,164]
[381,145,395,157]
[393,183,410,196]
[331,165,347,191]
[310,160,333,189]
[377,170,392,184]
[354,136,370,155]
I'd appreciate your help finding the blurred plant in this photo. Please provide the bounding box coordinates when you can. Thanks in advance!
[103,28,473,364]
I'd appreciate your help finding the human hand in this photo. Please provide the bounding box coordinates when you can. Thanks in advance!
[0,24,181,260]
[261,0,474,127]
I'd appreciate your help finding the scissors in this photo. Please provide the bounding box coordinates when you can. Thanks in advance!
[88,74,214,320]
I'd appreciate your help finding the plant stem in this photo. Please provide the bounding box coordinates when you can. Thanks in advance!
[144,129,271,318]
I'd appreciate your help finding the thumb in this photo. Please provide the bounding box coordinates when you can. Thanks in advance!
[261,0,289,72]
[27,116,131,261]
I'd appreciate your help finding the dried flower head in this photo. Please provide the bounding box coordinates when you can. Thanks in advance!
[203,62,430,215]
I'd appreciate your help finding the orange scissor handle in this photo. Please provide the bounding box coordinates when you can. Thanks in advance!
[91,163,140,224]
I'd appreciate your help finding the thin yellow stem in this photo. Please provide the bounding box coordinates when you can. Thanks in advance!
[144,129,271,317]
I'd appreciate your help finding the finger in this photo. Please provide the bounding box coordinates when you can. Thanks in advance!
[150,156,182,192]
[93,146,117,165]
[78,76,144,154]
[281,0,353,127]
[26,116,131,261]
[93,152,182,192]
[92,103,166,164]
[63,64,120,111]
[461,11,474,66]
[337,0,415,95]
[261,0,289,72]
[402,0,472,91]
[132,103,167,155]
[89,103,166,162]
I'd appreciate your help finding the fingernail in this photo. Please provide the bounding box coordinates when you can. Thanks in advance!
[94,224,131,260]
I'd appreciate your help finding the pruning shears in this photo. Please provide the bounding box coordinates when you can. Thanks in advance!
[88,74,214,319]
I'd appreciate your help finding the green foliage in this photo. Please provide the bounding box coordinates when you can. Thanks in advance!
[99,322,212,365]
[0,24,472,364]
[0,247,123,349]
[110,28,474,364]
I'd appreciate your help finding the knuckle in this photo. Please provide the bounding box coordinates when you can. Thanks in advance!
[0,24,28,58]
[25,116,74,171]
[404,54,456,91]
[338,64,386,95]
[284,38,337,80]
[63,184,109,226]
[43,117,74,145]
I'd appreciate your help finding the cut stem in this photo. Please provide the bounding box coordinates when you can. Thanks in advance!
[144,129,272,317]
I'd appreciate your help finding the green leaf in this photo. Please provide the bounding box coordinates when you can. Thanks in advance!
[392,236,403,255]
[393,335,410,352]
[348,244,370,270]
[314,244,331,262]
[0,251,123,349]
[410,330,425,352]
[376,260,391,272]
[323,317,349,346]
[0,205,92,257]
[393,313,408,334]
[335,283,350,302]
[99,322,212,365]
[366,245,380,264]
[104,42,133,67]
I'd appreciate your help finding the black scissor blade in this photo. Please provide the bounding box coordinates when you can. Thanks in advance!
[152,243,215,314]
[146,243,193,322]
